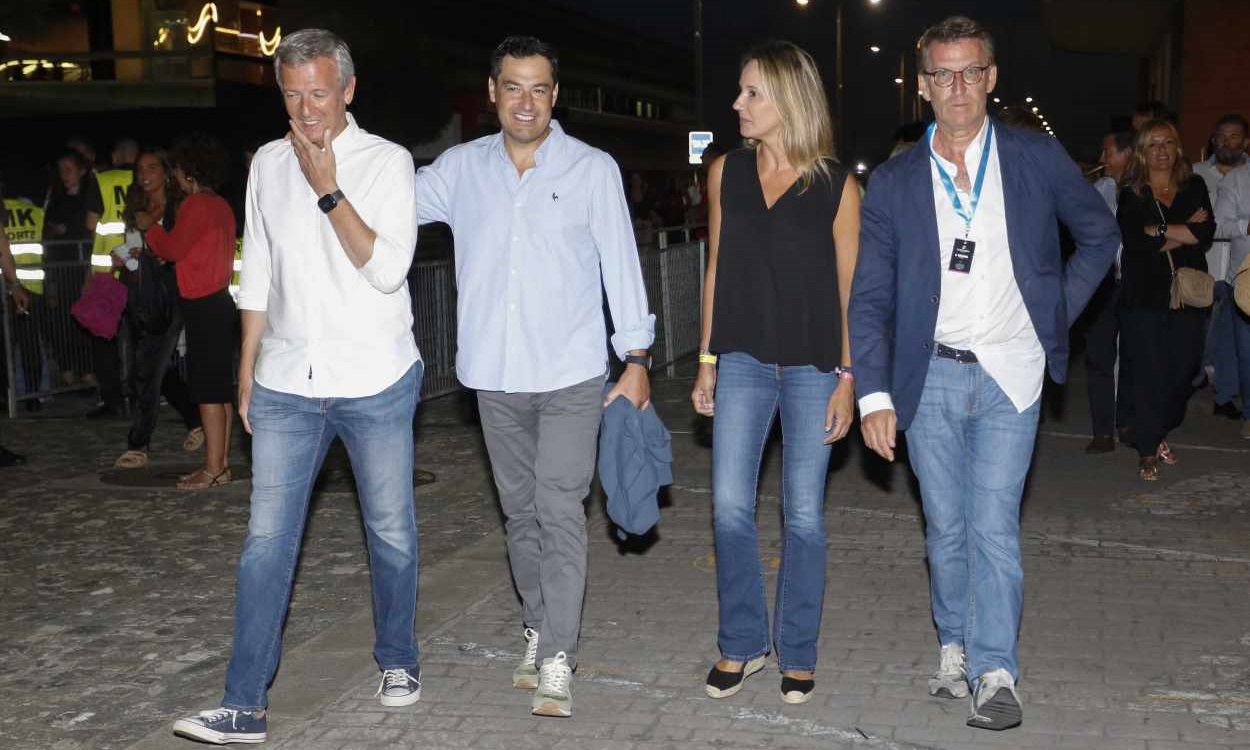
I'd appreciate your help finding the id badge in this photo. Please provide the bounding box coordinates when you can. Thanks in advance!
[949,238,975,274]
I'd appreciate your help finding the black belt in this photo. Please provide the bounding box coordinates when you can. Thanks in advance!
[934,343,978,364]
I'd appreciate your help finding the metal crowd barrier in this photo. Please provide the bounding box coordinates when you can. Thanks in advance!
[5,234,708,417]
[3,241,104,417]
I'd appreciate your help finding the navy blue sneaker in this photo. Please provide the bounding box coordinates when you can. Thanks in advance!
[172,707,267,744]
[376,667,422,706]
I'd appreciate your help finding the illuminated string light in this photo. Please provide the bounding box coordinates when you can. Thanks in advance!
[187,2,219,45]
[259,27,282,56]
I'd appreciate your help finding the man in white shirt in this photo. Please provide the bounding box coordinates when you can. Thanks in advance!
[849,16,1118,732]
[1196,114,1250,421]
[174,29,423,746]
[1084,127,1136,452]
[415,36,654,719]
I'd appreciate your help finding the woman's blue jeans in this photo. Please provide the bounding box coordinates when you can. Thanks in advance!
[712,351,838,672]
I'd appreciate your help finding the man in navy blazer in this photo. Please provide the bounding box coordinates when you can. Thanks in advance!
[848,16,1119,732]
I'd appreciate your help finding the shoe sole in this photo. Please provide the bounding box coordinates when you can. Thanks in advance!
[531,699,571,717]
[513,672,538,690]
[379,687,421,707]
[929,683,969,699]
[967,687,1022,731]
[172,719,266,744]
[705,655,767,699]
[780,688,813,704]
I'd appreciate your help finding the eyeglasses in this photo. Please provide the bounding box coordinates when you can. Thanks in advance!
[922,65,991,88]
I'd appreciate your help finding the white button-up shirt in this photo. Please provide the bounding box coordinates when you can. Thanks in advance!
[858,118,1044,416]
[415,120,655,393]
[1214,162,1250,285]
[1195,156,1246,282]
[238,114,420,398]
[1093,175,1123,278]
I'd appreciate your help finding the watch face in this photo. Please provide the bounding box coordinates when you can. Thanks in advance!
[318,193,337,213]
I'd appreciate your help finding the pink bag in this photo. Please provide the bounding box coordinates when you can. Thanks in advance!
[71,273,129,339]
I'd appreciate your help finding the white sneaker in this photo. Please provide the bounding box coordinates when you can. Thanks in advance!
[531,651,573,717]
[927,643,969,699]
[513,627,540,689]
[967,668,1022,731]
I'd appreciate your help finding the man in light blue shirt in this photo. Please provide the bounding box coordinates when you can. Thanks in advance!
[416,36,654,719]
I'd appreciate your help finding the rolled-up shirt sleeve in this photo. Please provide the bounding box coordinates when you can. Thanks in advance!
[358,148,418,294]
[237,158,270,312]
[590,154,655,358]
[415,155,453,226]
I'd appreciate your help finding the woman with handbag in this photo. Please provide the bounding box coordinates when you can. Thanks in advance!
[1117,119,1216,480]
[112,148,203,469]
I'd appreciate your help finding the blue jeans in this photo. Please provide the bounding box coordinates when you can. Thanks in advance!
[711,351,838,672]
[1211,282,1250,406]
[222,362,423,711]
[904,358,1039,683]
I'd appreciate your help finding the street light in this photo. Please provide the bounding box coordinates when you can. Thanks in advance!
[869,45,881,53]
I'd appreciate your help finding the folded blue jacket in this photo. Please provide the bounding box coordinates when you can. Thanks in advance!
[598,392,673,539]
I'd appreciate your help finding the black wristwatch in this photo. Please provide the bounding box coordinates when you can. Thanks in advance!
[623,353,651,369]
[1156,222,1168,238]
[318,189,345,214]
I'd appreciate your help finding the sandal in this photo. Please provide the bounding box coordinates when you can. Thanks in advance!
[114,449,149,469]
[177,466,231,490]
[1137,456,1160,481]
[183,427,205,452]
[1156,440,1178,465]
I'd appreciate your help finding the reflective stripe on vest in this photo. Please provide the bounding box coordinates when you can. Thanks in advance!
[91,168,133,272]
[4,197,45,293]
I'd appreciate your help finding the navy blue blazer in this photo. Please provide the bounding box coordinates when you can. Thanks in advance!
[848,121,1120,430]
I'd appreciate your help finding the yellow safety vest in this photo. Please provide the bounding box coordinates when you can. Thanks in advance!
[4,197,45,294]
[91,168,133,273]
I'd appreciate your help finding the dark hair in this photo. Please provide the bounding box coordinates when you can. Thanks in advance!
[700,141,728,164]
[1106,127,1135,154]
[168,132,230,192]
[916,16,995,71]
[51,149,91,196]
[490,36,559,84]
[122,148,181,231]
[997,104,1044,131]
[1133,100,1171,123]
[1215,113,1249,136]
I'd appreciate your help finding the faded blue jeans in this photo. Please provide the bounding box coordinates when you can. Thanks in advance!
[904,357,1039,683]
[222,362,422,710]
[711,351,838,672]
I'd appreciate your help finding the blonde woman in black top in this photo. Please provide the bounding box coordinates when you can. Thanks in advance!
[691,40,860,705]
[1117,118,1215,480]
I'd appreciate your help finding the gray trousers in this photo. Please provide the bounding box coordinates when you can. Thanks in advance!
[476,375,604,668]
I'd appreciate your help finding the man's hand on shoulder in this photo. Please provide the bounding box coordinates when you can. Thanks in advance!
[861,408,898,462]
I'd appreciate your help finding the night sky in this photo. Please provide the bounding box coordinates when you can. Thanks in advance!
[548,0,1141,166]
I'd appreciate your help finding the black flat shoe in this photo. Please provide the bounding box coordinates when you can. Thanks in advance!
[1214,401,1244,420]
[704,655,766,699]
[780,675,815,704]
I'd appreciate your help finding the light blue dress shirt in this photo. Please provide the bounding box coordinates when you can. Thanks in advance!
[416,121,655,393]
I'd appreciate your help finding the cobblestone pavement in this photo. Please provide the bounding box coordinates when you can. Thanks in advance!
[3,364,1250,750]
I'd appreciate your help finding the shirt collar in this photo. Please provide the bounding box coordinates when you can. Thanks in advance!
[930,116,991,180]
[491,119,566,168]
[329,112,362,152]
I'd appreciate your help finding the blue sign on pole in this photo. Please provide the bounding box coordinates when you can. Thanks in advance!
[688,131,715,165]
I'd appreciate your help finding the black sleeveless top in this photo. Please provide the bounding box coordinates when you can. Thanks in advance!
[710,148,848,372]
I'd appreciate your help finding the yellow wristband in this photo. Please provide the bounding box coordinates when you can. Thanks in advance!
[698,352,718,365]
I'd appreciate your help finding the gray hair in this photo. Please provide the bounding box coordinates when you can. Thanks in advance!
[274,28,355,89]
[916,16,996,72]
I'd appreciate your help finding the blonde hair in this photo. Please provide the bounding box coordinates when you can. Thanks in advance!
[741,41,835,191]
[1123,118,1192,195]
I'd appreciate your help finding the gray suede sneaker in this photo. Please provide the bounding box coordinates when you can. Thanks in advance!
[513,627,540,689]
[928,643,969,699]
[531,652,573,717]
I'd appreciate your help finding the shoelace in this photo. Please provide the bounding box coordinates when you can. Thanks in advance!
[522,628,539,666]
[939,645,965,676]
[375,668,417,696]
[198,708,244,728]
[538,652,571,695]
